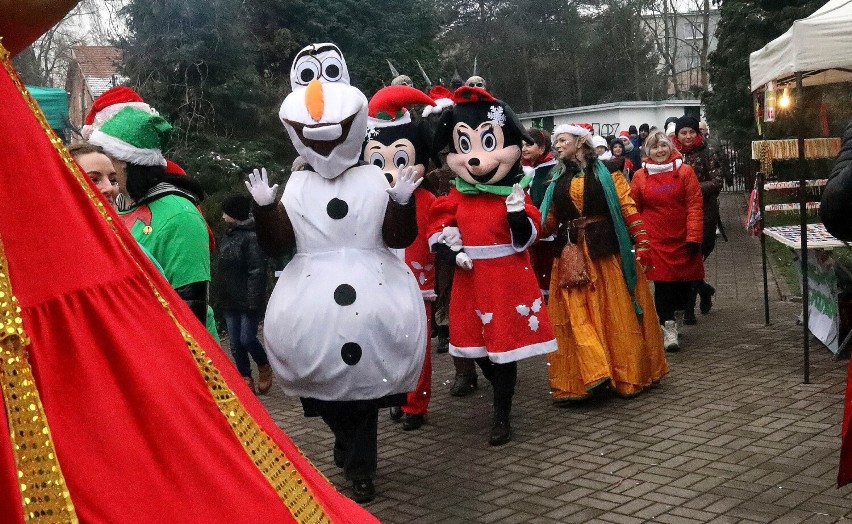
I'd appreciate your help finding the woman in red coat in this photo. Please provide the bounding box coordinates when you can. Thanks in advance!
[630,131,704,351]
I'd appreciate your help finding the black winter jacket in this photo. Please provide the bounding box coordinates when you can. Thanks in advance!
[821,119,852,241]
[216,219,267,311]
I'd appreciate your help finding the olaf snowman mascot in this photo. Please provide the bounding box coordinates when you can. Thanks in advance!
[245,43,426,504]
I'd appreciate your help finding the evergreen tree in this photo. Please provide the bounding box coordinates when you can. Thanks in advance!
[704,0,825,147]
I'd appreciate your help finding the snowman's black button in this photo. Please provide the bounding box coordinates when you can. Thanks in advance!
[341,342,362,365]
[327,198,348,219]
[334,284,356,306]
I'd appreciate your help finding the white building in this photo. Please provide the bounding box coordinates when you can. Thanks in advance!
[518,100,703,137]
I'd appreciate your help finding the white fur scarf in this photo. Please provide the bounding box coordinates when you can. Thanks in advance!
[644,158,683,175]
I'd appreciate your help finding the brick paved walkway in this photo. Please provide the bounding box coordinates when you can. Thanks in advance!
[254,193,852,523]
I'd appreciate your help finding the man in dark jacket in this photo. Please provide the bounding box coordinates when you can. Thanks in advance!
[822,119,852,241]
[218,194,272,394]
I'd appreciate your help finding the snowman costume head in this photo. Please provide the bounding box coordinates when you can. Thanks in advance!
[279,43,369,180]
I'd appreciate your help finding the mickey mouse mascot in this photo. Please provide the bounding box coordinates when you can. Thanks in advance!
[246,43,426,503]
[428,87,557,445]
[364,85,438,432]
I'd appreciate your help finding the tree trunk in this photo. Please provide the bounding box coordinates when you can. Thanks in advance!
[701,0,710,91]
[523,48,534,112]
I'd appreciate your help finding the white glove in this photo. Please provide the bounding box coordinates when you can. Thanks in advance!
[386,165,422,205]
[505,183,526,213]
[455,251,473,270]
[244,168,279,206]
[439,226,463,248]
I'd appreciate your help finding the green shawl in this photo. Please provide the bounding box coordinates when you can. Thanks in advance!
[539,160,642,317]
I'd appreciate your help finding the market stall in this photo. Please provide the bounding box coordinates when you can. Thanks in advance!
[749,0,852,487]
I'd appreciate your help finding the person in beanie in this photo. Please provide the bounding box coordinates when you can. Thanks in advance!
[89,107,214,332]
[605,137,634,180]
[673,114,721,324]
[218,194,273,394]
[638,123,650,145]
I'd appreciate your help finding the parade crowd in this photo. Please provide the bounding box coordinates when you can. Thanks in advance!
[68,56,723,504]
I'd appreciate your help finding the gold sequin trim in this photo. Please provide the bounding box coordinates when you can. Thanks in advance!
[0,244,78,523]
[1,41,330,522]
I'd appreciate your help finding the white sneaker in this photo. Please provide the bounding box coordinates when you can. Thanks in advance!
[663,321,680,352]
[674,310,684,331]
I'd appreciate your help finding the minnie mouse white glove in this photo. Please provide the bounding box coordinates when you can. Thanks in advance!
[439,226,463,247]
[505,183,526,213]
[386,165,422,205]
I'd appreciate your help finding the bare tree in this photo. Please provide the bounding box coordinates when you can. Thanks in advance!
[14,0,126,87]
[640,0,716,97]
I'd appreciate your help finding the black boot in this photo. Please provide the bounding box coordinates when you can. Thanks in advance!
[699,282,715,314]
[401,413,424,431]
[351,478,375,503]
[489,397,512,446]
[388,406,403,421]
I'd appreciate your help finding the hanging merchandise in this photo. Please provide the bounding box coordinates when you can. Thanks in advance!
[764,82,777,122]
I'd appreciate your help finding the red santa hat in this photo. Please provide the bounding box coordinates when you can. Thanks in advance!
[421,85,454,118]
[366,85,434,133]
[82,86,153,139]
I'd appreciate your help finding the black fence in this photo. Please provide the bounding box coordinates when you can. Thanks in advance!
[718,142,755,193]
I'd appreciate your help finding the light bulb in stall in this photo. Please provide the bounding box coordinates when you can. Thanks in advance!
[779,87,791,109]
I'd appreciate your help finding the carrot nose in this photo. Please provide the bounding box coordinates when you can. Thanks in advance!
[305,79,324,121]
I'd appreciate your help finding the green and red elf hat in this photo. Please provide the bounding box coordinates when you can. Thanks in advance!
[366,85,437,169]
[366,84,435,133]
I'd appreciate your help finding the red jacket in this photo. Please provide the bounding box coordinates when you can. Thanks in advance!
[631,153,704,282]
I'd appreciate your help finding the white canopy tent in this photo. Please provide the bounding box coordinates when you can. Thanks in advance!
[749,0,852,385]
[750,0,852,93]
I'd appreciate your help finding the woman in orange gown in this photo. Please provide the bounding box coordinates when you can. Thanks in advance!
[541,124,668,403]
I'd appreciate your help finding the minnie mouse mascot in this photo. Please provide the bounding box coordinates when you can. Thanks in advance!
[428,87,557,445]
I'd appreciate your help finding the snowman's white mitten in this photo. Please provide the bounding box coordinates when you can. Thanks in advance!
[245,167,279,206]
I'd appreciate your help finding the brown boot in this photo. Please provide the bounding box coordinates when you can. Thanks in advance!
[257,364,273,395]
[449,373,477,397]
[244,376,256,394]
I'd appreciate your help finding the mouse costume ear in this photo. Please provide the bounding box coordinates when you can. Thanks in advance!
[432,106,456,155]
[416,119,440,168]
[500,102,533,146]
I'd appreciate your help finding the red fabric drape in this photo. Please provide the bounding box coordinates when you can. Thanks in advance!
[0,53,376,522]
[840,359,852,486]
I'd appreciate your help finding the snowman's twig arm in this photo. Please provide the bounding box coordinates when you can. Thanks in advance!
[383,197,417,249]
[252,201,295,257]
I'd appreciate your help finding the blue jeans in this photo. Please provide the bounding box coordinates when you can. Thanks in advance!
[223,310,268,377]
